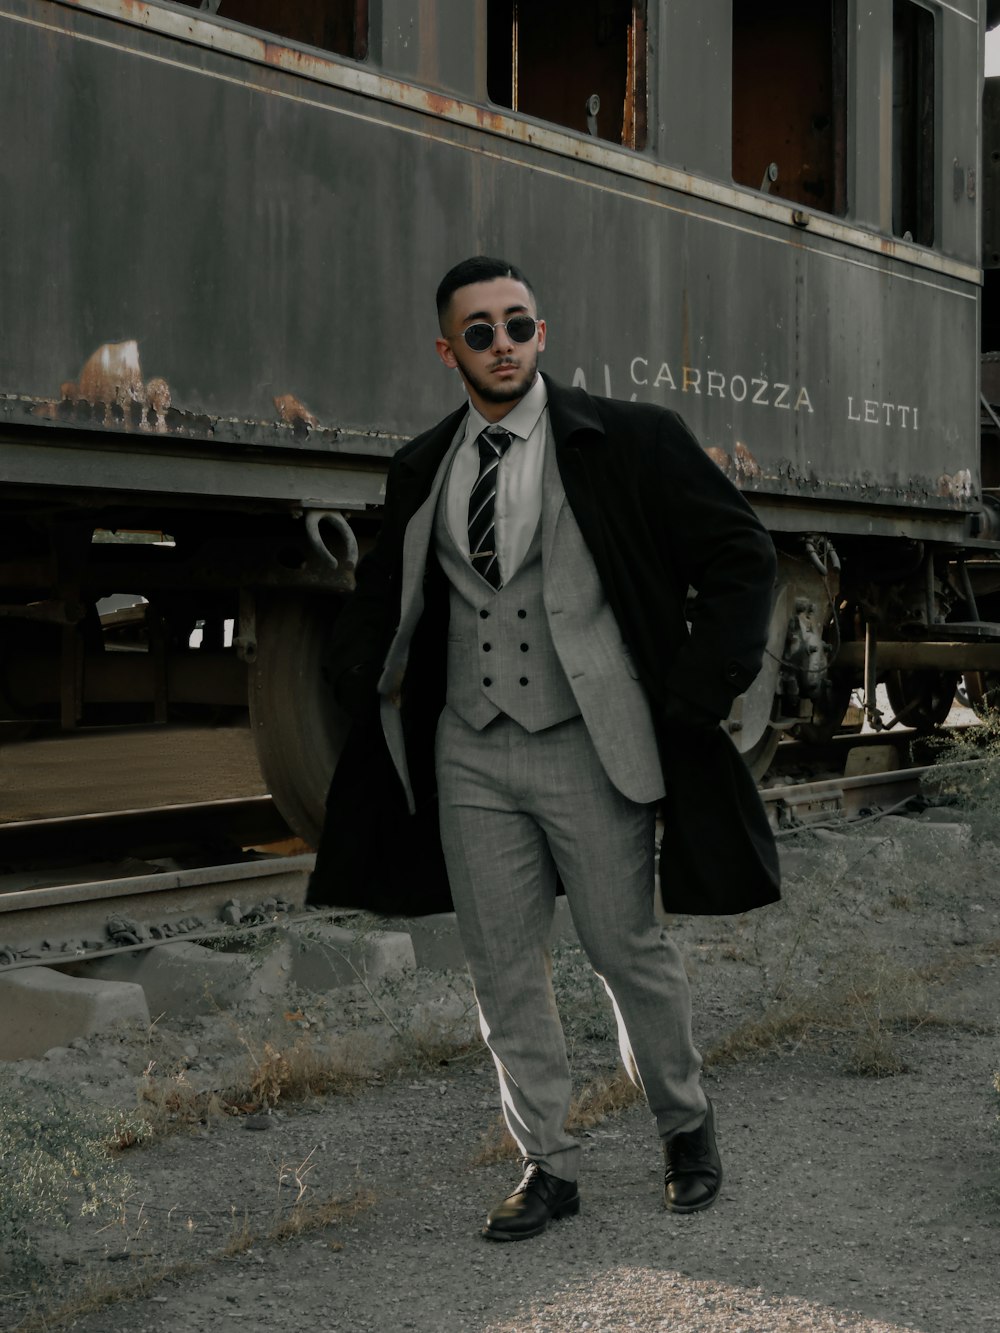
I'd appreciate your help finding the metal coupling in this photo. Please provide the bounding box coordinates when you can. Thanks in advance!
[304,509,358,575]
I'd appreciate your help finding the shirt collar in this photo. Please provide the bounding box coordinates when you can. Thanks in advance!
[465,373,547,444]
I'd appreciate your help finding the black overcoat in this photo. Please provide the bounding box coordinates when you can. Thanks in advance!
[308,375,781,917]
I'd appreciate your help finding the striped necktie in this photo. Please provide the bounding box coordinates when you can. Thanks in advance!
[468,426,512,589]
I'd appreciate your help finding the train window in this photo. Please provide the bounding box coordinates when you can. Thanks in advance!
[731,0,847,216]
[170,0,368,62]
[892,1,935,246]
[486,1,647,150]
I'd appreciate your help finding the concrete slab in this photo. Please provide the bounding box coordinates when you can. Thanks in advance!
[60,938,293,1022]
[284,920,416,990]
[878,815,974,853]
[0,966,150,1061]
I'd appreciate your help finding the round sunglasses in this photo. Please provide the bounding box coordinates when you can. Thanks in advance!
[453,315,541,352]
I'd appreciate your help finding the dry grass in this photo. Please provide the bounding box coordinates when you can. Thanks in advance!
[241,1035,373,1108]
[567,1066,645,1129]
[12,1184,376,1331]
[12,1260,200,1333]
[469,1118,519,1167]
[132,1011,482,1147]
[222,1183,375,1254]
[468,1064,646,1167]
[704,950,936,1076]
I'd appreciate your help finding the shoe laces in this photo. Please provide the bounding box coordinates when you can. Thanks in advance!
[515,1161,544,1193]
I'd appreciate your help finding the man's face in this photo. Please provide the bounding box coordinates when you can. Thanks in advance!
[435,277,546,421]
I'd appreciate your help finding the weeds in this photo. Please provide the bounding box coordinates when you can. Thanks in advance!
[923,711,1000,829]
[222,1181,374,1254]
[0,1074,139,1278]
[470,1063,646,1168]
[11,1183,375,1332]
[705,936,947,1077]
[567,1066,644,1129]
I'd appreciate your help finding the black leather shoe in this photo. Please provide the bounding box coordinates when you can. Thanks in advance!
[663,1098,722,1214]
[482,1161,580,1241]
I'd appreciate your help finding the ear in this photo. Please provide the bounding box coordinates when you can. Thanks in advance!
[436,336,458,369]
[536,319,546,354]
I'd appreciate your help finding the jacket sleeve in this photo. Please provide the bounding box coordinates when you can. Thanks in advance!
[654,412,777,723]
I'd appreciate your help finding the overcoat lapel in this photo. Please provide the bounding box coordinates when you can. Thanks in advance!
[381,415,466,695]
[540,415,568,575]
[379,414,467,810]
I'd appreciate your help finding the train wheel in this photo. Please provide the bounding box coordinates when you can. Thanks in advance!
[884,669,958,733]
[248,591,350,848]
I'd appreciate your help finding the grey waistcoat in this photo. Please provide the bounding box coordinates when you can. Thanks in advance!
[434,471,581,733]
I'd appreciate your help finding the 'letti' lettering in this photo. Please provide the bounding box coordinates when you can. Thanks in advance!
[847,397,919,429]
[631,357,813,413]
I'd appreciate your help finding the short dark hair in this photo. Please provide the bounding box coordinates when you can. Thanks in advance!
[435,256,535,326]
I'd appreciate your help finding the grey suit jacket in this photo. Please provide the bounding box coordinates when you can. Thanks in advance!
[377,423,665,811]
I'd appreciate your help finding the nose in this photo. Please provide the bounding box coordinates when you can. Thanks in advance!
[491,321,515,353]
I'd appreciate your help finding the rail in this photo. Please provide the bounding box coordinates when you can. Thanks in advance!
[1,753,981,971]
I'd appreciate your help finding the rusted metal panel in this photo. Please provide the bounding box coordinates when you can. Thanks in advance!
[35,0,982,277]
[0,0,984,522]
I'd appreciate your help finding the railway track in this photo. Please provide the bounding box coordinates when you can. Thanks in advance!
[1,725,976,971]
[0,793,291,863]
[0,795,309,969]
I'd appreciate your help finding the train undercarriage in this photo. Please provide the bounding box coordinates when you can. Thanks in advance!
[5,474,1000,848]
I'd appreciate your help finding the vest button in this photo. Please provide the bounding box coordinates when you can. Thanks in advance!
[482,643,492,651]
[520,643,529,652]
[483,677,492,687]
[517,609,527,618]
[519,677,528,686]
[480,609,489,619]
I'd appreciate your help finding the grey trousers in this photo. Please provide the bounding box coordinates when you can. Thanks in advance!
[435,706,707,1182]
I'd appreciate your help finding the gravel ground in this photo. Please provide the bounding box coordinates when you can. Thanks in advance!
[1,793,998,1333]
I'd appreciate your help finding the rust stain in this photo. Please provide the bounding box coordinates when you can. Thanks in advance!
[264,39,321,76]
[937,469,973,500]
[706,446,732,475]
[30,343,350,446]
[424,91,460,119]
[56,340,171,433]
[734,441,762,480]
[256,37,487,127]
[273,393,318,430]
[471,105,510,134]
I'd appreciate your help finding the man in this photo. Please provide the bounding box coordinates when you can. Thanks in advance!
[309,255,780,1240]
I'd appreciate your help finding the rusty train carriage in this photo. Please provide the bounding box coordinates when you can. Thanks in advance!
[2,0,1000,843]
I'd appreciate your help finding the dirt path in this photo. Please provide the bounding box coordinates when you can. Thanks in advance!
[2,808,998,1333]
[20,1014,997,1333]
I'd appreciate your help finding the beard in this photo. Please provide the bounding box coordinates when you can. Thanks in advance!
[457,351,538,405]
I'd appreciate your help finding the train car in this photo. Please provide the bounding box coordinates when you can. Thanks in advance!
[3,0,1000,848]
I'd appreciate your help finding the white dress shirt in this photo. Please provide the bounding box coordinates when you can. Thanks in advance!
[445,374,549,585]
